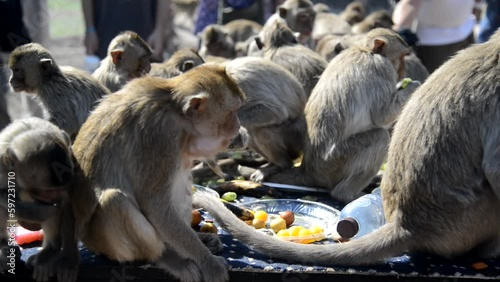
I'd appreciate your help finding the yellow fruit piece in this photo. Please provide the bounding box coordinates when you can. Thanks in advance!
[276,229,290,237]
[298,229,315,244]
[288,226,305,237]
[270,217,287,233]
[253,210,268,222]
[309,225,324,235]
[252,219,266,229]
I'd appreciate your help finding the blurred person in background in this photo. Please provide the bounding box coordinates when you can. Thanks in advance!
[82,0,174,64]
[393,0,476,73]
[477,0,500,43]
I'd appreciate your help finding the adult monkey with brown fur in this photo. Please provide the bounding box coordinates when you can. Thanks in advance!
[264,28,419,202]
[259,20,327,97]
[72,65,245,282]
[92,31,153,92]
[8,43,110,138]
[195,29,500,266]
[224,57,307,182]
[0,118,85,282]
[340,1,366,25]
[352,10,394,34]
[149,48,205,79]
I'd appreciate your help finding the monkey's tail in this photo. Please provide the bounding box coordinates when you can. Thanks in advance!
[193,191,411,266]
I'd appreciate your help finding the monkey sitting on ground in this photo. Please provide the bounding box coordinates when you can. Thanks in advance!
[193,28,500,267]
[92,31,153,92]
[72,64,245,282]
[260,28,420,203]
[259,20,327,97]
[149,48,205,79]
[224,57,307,182]
[311,11,352,42]
[0,117,83,282]
[8,43,110,138]
[352,10,394,34]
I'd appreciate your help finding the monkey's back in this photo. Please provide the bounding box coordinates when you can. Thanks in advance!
[305,47,397,147]
[383,34,500,249]
[225,57,307,123]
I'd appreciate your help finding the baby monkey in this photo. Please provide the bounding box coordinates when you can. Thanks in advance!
[8,43,110,138]
[93,31,153,92]
[0,118,81,282]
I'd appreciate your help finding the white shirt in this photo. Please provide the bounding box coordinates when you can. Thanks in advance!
[416,0,476,45]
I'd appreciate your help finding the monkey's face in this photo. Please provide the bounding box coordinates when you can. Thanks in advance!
[8,61,40,93]
[7,137,74,204]
[293,9,316,36]
[119,50,152,79]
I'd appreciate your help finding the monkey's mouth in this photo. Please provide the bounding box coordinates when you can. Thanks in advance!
[10,83,24,92]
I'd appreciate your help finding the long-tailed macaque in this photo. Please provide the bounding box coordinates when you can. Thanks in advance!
[0,118,82,282]
[352,10,394,34]
[260,20,327,97]
[72,64,245,282]
[340,1,366,25]
[92,31,153,92]
[198,24,237,59]
[194,29,500,266]
[312,12,352,42]
[149,48,205,79]
[8,43,110,138]
[224,57,307,182]
[264,28,420,203]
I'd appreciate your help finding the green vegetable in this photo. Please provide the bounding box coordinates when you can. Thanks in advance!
[221,191,237,202]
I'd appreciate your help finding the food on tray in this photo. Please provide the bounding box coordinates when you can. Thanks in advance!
[279,211,295,227]
[192,210,202,227]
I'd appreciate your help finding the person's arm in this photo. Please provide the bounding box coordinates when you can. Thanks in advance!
[82,0,98,55]
[147,0,174,61]
[392,0,423,31]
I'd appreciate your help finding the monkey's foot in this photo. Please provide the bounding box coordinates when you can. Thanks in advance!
[249,170,265,183]
[55,253,79,282]
[197,255,229,282]
[156,256,203,282]
[198,232,224,254]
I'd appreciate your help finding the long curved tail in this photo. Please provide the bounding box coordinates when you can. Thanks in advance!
[194,191,410,265]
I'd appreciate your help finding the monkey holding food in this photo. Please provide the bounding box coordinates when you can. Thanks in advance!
[194,29,500,267]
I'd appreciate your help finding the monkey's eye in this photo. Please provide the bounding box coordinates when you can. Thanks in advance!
[11,68,21,75]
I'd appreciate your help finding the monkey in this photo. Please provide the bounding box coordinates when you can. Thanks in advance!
[0,117,83,282]
[312,12,352,42]
[340,1,366,25]
[260,0,316,50]
[313,3,330,14]
[72,64,245,282]
[352,10,394,34]
[92,31,153,92]
[223,19,263,44]
[315,33,429,83]
[253,28,420,203]
[149,48,205,79]
[8,43,110,138]
[223,57,307,182]
[193,28,500,267]
[259,20,327,97]
[404,53,429,83]
[198,24,237,59]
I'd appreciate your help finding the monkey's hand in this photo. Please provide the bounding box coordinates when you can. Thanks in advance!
[197,232,224,254]
[27,246,59,282]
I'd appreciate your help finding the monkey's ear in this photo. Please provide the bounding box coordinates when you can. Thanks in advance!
[181,60,195,72]
[334,42,344,54]
[255,37,264,50]
[110,49,124,65]
[183,94,208,118]
[39,58,53,76]
[371,38,387,55]
[278,7,288,19]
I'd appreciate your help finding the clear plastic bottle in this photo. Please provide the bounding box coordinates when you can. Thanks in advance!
[336,188,385,239]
